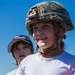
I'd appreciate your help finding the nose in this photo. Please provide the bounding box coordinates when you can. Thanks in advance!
[35,28,43,36]
[19,49,24,54]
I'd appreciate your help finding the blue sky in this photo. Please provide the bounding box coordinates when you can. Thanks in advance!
[0,0,75,75]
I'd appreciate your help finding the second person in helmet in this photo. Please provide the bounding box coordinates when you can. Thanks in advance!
[16,1,75,75]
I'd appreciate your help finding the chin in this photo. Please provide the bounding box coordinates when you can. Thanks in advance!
[41,45,52,50]
[19,58,24,61]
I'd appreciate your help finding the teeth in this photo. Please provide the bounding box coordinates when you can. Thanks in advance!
[36,37,47,42]
[39,37,47,40]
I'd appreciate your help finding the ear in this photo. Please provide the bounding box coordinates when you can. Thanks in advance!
[60,26,66,36]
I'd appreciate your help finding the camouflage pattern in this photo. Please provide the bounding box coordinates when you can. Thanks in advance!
[25,1,74,35]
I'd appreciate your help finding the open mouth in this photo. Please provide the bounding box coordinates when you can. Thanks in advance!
[37,37,47,42]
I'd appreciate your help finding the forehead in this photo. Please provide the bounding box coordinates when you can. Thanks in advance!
[12,41,31,48]
[33,21,53,26]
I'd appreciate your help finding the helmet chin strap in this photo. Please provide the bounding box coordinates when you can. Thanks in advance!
[36,35,65,56]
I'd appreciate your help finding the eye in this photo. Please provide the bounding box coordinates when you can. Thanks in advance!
[23,46,30,50]
[15,48,19,51]
[33,26,38,31]
[42,25,50,29]
[23,47,27,49]
[14,49,19,53]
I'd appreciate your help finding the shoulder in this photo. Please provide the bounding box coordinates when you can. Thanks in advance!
[55,51,75,64]
[6,69,17,75]
[58,51,75,59]
[21,53,38,64]
[63,51,75,60]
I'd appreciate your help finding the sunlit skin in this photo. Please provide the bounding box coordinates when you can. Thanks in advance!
[32,21,66,58]
[32,21,56,50]
[13,43,31,65]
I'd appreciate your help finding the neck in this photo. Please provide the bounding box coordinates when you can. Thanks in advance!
[38,39,64,58]
[40,48,64,58]
[39,43,64,58]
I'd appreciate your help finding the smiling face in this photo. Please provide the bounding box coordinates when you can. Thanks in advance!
[32,21,56,50]
[11,41,32,65]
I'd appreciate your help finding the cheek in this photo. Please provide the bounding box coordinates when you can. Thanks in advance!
[47,30,56,41]
[50,31,55,38]
[24,49,31,55]
[13,53,18,59]
[32,33,36,40]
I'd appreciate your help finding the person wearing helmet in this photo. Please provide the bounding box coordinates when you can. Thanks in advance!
[16,1,75,75]
[6,34,34,75]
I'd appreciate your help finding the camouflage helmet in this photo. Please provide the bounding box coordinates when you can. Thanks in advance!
[25,1,74,35]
